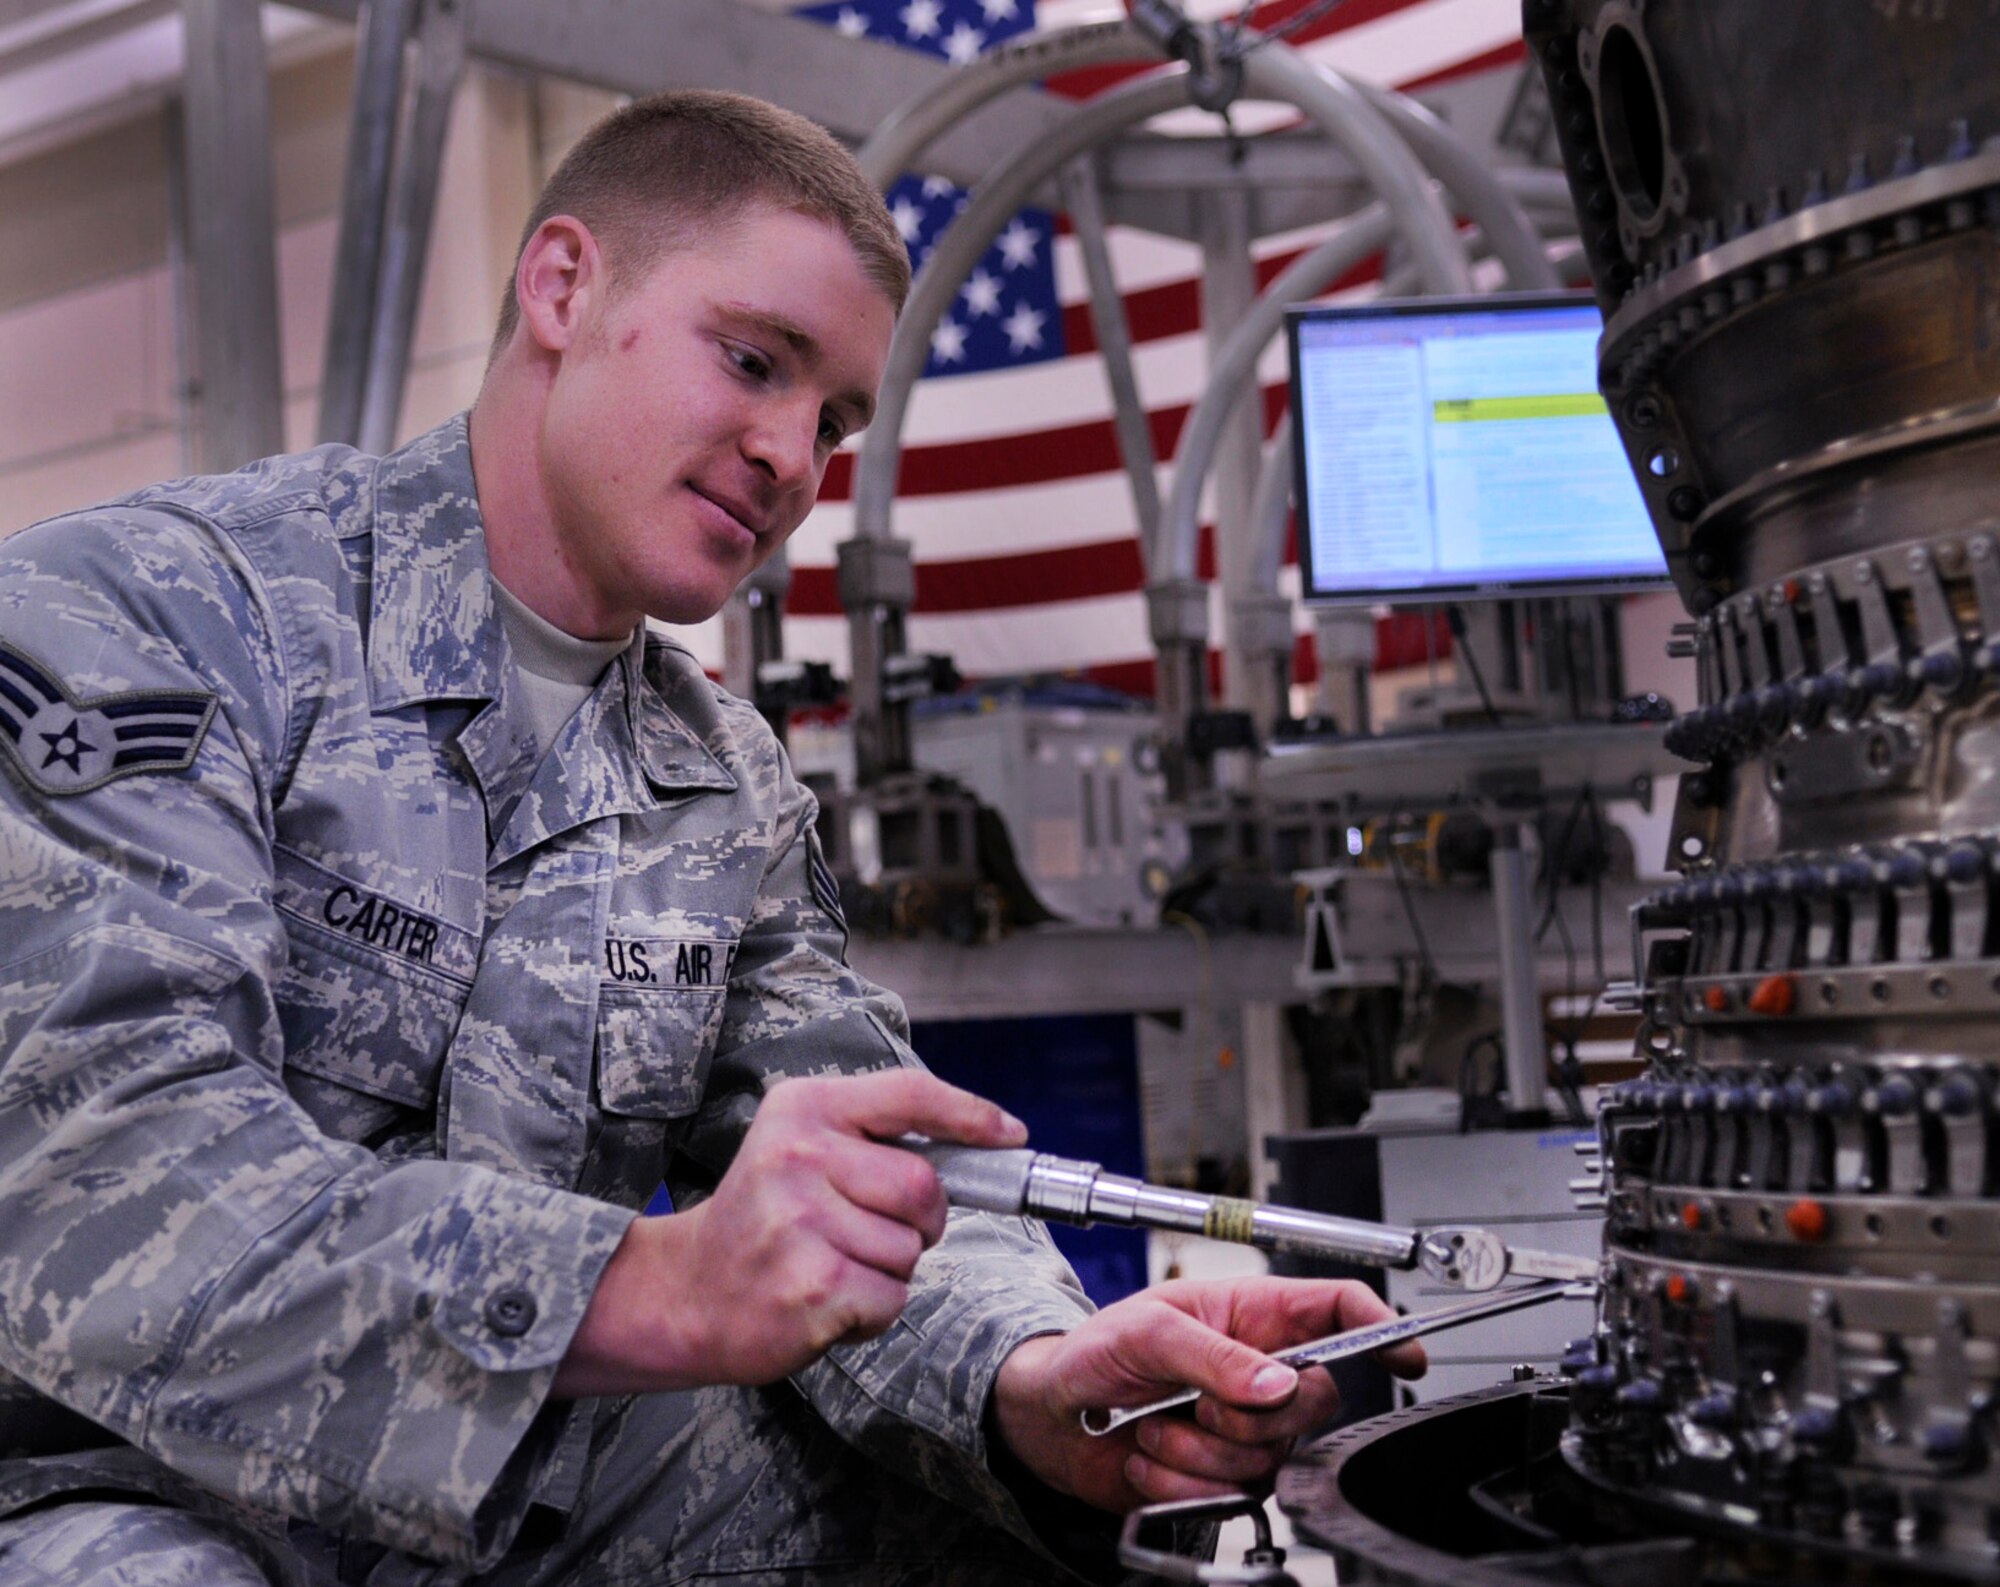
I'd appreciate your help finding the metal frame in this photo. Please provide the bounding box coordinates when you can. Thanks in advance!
[845,26,1484,788]
[356,0,465,454]
[316,0,416,447]
[178,0,285,472]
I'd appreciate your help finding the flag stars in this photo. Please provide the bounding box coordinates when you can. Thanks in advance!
[1000,301,1047,353]
[888,195,925,243]
[930,318,970,364]
[961,268,1003,317]
[922,174,958,199]
[978,0,1018,19]
[942,19,985,62]
[899,0,941,38]
[832,6,869,35]
[996,217,1040,269]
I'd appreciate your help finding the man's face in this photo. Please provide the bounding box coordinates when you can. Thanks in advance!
[537,206,895,632]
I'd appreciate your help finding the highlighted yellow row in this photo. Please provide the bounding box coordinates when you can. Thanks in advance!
[1432,393,1609,422]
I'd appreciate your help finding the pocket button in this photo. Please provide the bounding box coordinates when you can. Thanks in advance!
[484,1287,538,1337]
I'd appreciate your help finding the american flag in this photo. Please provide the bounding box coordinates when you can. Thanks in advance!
[795,0,1065,384]
[670,0,1534,695]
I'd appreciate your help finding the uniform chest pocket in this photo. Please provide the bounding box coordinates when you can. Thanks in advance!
[595,933,737,1119]
[271,846,476,1129]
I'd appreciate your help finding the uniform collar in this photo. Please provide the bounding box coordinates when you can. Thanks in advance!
[628,634,740,796]
[488,632,736,866]
[362,414,506,712]
[361,417,737,856]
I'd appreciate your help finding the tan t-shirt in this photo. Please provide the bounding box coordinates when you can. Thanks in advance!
[489,577,634,761]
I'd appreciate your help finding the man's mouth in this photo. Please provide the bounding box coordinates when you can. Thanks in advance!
[689,483,762,541]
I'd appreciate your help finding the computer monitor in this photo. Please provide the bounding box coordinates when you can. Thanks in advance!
[1285,291,1669,607]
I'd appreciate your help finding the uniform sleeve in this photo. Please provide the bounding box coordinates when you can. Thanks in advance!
[0,511,634,1569]
[676,747,1117,1567]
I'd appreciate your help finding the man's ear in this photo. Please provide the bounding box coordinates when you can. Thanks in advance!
[515,215,603,354]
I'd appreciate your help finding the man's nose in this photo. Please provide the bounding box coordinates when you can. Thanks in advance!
[746,403,819,489]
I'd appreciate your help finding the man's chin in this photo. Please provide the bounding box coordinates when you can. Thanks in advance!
[638,585,738,630]
[629,548,764,629]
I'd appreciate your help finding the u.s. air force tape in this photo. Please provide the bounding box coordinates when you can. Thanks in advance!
[0,639,217,797]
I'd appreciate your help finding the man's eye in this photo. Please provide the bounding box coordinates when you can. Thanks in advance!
[730,345,772,381]
[818,414,847,448]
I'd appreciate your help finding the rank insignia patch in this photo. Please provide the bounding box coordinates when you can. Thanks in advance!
[807,828,847,935]
[0,640,217,796]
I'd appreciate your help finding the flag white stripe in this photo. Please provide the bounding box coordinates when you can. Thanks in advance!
[891,322,1302,447]
[1028,0,1517,89]
[795,468,1160,561]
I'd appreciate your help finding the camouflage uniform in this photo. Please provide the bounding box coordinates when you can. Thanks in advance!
[0,417,1115,1584]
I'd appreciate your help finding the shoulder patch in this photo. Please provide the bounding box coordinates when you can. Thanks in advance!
[0,640,217,797]
[807,827,848,935]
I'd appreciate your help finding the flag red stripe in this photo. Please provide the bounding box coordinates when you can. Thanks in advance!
[1395,36,1527,92]
[1043,0,1434,100]
[771,613,1445,698]
[822,382,1287,499]
[1071,613,1449,699]
[787,530,1455,645]
[1061,245,1385,355]
[787,525,1244,616]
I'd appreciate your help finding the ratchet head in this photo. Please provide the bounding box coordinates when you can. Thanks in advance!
[1417,1226,1600,1289]
[1417,1227,1513,1290]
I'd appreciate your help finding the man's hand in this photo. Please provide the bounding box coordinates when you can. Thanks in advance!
[990,1278,1426,1512]
[553,1069,1024,1397]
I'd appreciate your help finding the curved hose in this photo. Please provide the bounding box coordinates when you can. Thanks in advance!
[853,32,1476,542]
[1352,79,1556,293]
[1164,85,1561,585]
[857,18,1162,189]
[852,67,1198,542]
[1157,204,1397,584]
[1236,45,1470,299]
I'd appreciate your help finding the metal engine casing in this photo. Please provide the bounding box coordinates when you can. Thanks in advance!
[1524,2,2000,1576]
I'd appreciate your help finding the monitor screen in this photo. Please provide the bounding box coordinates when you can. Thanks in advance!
[1286,292,1669,607]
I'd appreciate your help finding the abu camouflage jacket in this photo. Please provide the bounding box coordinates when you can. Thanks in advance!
[0,416,1091,1570]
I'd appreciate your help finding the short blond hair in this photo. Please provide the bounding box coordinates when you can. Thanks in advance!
[491,89,908,359]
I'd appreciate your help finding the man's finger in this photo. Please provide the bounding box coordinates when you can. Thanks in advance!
[788,1068,1028,1149]
[818,1196,930,1281]
[1210,1278,1430,1382]
[1194,1366,1341,1445]
[1130,1304,1304,1413]
[1124,1453,1263,1507]
[1378,1338,1428,1380]
[1313,1282,1428,1380]
[810,1257,909,1351]
[819,1135,951,1248]
[1135,1417,1290,1485]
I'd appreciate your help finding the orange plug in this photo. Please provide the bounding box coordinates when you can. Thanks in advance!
[1785,1198,1829,1242]
[1749,974,1797,1017]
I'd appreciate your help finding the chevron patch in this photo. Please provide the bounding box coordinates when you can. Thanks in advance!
[807,827,847,934]
[0,640,217,796]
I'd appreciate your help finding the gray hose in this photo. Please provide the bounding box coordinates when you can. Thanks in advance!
[1157,205,1397,585]
[1353,79,1556,293]
[852,67,1197,542]
[1237,45,1470,300]
[857,18,1161,190]
[852,34,1474,542]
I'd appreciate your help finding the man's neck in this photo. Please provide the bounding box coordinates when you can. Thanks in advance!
[468,372,634,641]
